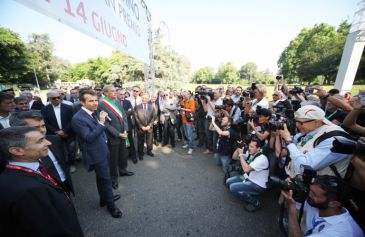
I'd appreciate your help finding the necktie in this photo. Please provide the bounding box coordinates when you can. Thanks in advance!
[38,163,50,177]
[144,104,147,124]
[134,98,137,108]
[91,112,98,122]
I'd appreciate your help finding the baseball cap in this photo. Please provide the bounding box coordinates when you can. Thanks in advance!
[294,105,332,125]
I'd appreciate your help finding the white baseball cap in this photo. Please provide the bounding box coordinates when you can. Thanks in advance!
[294,105,332,125]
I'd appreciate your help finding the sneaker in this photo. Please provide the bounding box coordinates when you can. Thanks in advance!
[182,144,188,149]
[70,165,77,173]
[244,203,261,213]
[203,149,212,154]
[187,149,193,155]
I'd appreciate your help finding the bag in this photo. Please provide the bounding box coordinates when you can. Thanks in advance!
[186,112,194,122]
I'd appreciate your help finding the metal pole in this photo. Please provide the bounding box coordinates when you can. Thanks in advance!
[32,63,40,90]
[161,21,173,85]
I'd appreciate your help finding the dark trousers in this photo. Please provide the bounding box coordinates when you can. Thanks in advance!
[108,141,128,182]
[64,137,76,165]
[93,157,115,209]
[137,129,153,155]
[176,115,185,140]
[197,117,206,146]
[127,130,137,160]
[163,119,175,146]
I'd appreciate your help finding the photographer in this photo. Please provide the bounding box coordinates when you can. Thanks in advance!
[231,86,243,103]
[248,108,272,154]
[202,89,223,154]
[223,98,241,125]
[271,91,292,114]
[281,175,364,237]
[251,84,269,112]
[226,138,269,212]
[210,115,235,172]
[160,90,177,147]
[195,86,207,147]
[279,105,350,178]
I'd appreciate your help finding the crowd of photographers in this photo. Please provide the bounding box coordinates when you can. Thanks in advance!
[0,77,365,236]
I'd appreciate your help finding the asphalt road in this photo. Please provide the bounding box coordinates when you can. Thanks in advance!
[72,142,283,237]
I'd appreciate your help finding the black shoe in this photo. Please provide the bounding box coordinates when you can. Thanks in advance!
[107,206,123,218]
[139,155,143,161]
[197,143,204,147]
[100,194,121,207]
[147,152,154,157]
[119,170,135,176]
[194,137,199,141]
[132,158,138,164]
[112,181,119,190]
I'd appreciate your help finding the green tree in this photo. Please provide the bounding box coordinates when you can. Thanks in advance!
[0,27,31,83]
[192,67,215,83]
[239,62,257,83]
[215,62,239,84]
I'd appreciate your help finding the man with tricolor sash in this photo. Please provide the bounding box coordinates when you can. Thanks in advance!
[98,85,134,190]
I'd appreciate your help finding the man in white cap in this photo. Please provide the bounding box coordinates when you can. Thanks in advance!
[279,105,351,177]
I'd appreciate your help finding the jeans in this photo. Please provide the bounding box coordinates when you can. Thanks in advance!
[215,153,231,172]
[183,123,193,149]
[226,176,265,206]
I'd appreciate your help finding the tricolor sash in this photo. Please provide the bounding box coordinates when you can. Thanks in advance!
[102,98,124,121]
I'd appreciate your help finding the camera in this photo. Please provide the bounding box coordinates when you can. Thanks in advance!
[331,137,365,155]
[270,165,317,202]
[251,82,257,91]
[276,75,283,80]
[289,86,304,95]
[195,88,214,100]
[246,114,258,123]
[304,86,314,94]
[215,105,225,110]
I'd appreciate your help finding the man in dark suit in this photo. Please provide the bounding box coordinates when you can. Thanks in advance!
[117,88,138,164]
[71,89,122,218]
[19,91,44,111]
[9,111,74,196]
[42,91,77,173]
[98,85,134,190]
[134,94,157,160]
[0,126,83,236]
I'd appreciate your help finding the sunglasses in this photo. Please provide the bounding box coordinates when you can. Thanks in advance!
[133,90,139,93]
[51,97,61,100]
[295,119,315,125]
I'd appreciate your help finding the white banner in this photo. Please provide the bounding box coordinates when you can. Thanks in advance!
[15,0,150,63]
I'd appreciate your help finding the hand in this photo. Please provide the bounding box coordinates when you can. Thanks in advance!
[206,95,211,102]
[146,125,151,130]
[211,115,216,123]
[247,119,254,129]
[351,96,362,110]
[56,130,65,136]
[153,120,158,125]
[313,86,327,98]
[281,190,296,208]
[120,131,128,138]
[279,124,291,142]
[33,95,42,101]
[99,110,108,124]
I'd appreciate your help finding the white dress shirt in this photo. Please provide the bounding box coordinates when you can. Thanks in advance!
[0,113,11,128]
[48,149,66,182]
[52,104,62,129]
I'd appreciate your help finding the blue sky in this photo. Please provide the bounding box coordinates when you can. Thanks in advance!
[0,0,359,73]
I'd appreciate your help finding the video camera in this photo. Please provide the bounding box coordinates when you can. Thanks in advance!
[195,88,214,101]
[270,165,317,203]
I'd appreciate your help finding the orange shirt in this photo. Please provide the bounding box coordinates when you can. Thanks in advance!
[181,98,196,124]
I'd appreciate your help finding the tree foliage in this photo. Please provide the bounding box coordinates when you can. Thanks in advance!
[277,21,363,85]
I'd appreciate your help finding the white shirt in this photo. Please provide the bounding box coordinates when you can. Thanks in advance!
[127,96,142,108]
[231,94,242,103]
[206,98,223,117]
[303,202,364,237]
[229,105,242,124]
[0,113,11,128]
[9,161,39,172]
[52,104,62,129]
[81,107,105,126]
[251,97,269,111]
[29,99,35,109]
[62,100,73,106]
[48,149,66,182]
[245,151,269,188]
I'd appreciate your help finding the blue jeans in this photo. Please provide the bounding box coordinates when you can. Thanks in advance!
[215,153,231,172]
[183,123,193,149]
[226,176,265,206]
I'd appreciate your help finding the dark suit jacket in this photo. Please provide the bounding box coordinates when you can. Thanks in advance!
[71,109,109,166]
[0,168,83,237]
[41,103,74,136]
[134,103,157,131]
[30,100,44,111]
[41,135,74,195]
[98,99,128,146]
[121,99,133,132]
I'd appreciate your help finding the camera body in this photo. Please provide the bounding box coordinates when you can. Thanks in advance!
[289,86,304,95]
[270,165,317,203]
[195,88,214,101]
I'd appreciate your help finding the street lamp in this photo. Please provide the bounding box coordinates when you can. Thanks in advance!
[160,20,173,84]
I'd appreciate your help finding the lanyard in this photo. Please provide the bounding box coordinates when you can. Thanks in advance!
[326,109,338,120]
[6,164,69,198]
[304,217,326,236]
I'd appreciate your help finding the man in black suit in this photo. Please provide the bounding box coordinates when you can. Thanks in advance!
[117,88,138,164]
[9,111,74,196]
[19,91,44,111]
[42,91,77,173]
[0,126,83,236]
[98,85,134,190]
[134,94,157,160]
[72,89,122,218]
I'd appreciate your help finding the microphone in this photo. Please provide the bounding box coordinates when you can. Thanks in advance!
[106,115,112,121]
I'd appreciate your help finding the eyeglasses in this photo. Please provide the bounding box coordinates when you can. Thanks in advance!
[295,119,315,125]
[133,90,139,93]
[51,97,61,100]
[163,94,169,96]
